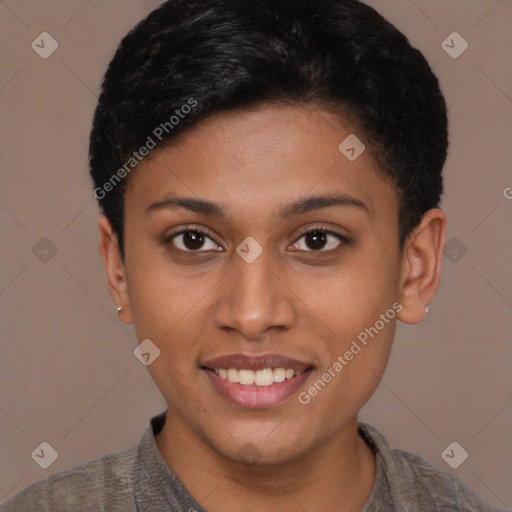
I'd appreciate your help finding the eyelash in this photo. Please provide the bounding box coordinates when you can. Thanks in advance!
[165,224,350,255]
[293,226,350,253]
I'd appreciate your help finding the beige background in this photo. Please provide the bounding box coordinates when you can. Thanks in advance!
[1,0,511,508]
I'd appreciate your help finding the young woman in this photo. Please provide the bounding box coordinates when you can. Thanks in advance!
[2,0,507,510]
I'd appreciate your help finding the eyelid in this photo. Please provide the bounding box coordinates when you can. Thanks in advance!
[291,224,350,251]
[294,224,350,241]
[165,224,222,251]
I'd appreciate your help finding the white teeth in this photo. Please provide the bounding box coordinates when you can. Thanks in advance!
[238,369,255,385]
[273,368,286,382]
[213,367,304,386]
[254,368,274,386]
[227,368,239,383]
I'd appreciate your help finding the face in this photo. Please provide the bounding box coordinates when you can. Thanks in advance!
[103,104,436,465]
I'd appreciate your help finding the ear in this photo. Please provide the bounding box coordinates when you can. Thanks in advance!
[397,208,446,324]
[98,215,133,324]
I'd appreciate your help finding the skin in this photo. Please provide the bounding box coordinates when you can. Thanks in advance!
[99,103,446,511]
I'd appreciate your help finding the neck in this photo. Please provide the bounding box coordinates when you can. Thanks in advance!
[155,413,376,512]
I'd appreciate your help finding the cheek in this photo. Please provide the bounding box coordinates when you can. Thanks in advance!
[297,319,395,433]
[294,255,399,337]
[125,249,219,366]
[291,254,398,400]
[125,240,185,328]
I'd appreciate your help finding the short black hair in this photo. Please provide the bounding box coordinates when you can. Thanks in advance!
[89,0,448,259]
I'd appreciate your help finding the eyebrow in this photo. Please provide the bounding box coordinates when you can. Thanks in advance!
[146,193,370,219]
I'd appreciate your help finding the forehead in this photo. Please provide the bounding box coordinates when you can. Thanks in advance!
[125,104,397,221]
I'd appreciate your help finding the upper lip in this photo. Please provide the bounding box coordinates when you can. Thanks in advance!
[200,353,315,371]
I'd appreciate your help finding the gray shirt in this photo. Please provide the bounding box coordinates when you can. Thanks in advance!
[1,410,508,511]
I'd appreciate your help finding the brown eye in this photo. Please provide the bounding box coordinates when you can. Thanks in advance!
[291,229,346,252]
[304,231,328,250]
[182,231,205,250]
[168,230,220,252]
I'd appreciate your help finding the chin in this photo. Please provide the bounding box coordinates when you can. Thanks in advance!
[212,428,310,466]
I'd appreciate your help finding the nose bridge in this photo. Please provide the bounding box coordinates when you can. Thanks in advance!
[213,247,295,339]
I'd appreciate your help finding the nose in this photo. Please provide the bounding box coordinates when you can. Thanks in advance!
[213,250,296,341]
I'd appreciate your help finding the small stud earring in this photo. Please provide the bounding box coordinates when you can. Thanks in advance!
[116,306,123,314]
[425,305,430,314]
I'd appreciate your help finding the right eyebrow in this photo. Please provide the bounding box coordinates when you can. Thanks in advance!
[146,197,228,218]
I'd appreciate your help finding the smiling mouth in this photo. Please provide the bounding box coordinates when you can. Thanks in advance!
[199,353,316,408]
[201,366,314,386]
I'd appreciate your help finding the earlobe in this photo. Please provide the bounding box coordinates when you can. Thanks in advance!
[98,215,133,324]
[397,208,446,325]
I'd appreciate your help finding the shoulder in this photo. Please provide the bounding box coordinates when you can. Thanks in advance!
[388,448,507,511]
[0,445,137,512]
[359,422,508,512]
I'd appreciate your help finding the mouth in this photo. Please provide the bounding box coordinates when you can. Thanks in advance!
[200,353,315,409]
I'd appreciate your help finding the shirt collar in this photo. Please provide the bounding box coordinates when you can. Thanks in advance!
[132,410,394,511]
[133,409,207,512]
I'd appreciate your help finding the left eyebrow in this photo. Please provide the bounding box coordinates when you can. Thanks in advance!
[277,193,371,220]
[145,193,370,219]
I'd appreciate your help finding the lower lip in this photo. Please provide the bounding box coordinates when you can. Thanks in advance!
[203,369,313,409]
